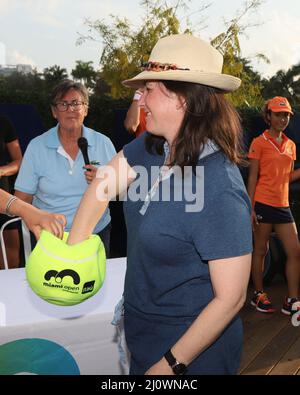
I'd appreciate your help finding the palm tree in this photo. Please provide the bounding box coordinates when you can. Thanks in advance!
[262,63,300,107]
[43,65,68,89]
[71,61,96,88]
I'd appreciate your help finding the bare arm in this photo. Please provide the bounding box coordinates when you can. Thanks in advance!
[124,101,141,134]
[0,140,22,177]
[0,189,66,239]
[247,158,259,206]
[14,190,33,205]
[67,150,136,245]
[146,253,252,375]
[289,163,300,183]
[246,158,259,227]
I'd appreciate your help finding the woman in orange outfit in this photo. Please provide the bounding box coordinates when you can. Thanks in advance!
[247,96,300,314]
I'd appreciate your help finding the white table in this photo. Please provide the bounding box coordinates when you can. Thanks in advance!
[0,257,127,375]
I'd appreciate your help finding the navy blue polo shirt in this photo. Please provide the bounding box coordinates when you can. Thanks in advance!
[123,133,252,319]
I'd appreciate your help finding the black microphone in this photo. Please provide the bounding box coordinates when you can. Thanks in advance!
[77,137,91,171]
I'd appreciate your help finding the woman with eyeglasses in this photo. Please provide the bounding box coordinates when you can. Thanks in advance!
[14,80,116,256]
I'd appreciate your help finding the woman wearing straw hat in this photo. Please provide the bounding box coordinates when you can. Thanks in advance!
[67,34,252,375]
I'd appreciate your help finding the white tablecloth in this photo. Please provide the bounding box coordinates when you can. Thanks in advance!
[0,257,127,375]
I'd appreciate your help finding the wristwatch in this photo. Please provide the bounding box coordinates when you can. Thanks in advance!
[164,349,187,375]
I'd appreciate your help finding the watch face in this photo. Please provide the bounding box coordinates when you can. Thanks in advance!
[173,363,187,375]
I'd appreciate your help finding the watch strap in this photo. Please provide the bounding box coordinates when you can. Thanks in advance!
[164,349,187,375]
[164,349,177,366]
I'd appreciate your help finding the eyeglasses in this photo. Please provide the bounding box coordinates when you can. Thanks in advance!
[53,100,87,112]
[141,61,190,72]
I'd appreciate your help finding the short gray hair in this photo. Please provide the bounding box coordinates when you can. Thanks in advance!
[51,79,89,106]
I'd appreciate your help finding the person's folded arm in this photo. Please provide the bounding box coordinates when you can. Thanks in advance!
[14,190,33,205]
[0,139,22,177]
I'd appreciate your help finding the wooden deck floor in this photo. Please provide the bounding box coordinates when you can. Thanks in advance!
[239,275,300,375]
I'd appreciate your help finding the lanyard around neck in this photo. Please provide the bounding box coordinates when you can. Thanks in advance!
[139,142,173,216]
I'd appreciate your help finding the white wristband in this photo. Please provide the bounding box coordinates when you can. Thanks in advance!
[133,90,143,101]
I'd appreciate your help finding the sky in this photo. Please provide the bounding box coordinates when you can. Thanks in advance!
[0,0,300,79]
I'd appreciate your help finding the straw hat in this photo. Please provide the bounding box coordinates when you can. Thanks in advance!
[123,34,241,92]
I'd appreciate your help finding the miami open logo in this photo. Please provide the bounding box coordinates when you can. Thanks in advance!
[43,269,95,295]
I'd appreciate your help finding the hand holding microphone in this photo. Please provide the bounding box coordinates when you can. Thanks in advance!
[77,137,97,184]
[78,137,90,167]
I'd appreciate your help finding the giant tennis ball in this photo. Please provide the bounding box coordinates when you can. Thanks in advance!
[25,230,106,306]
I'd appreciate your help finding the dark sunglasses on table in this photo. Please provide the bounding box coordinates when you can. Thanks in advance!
[53,100,87,112]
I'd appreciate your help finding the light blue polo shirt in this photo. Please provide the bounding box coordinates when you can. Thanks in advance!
[15,124,116,233]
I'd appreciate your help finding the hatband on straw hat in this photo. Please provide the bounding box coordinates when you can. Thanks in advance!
[123,34,241,92]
